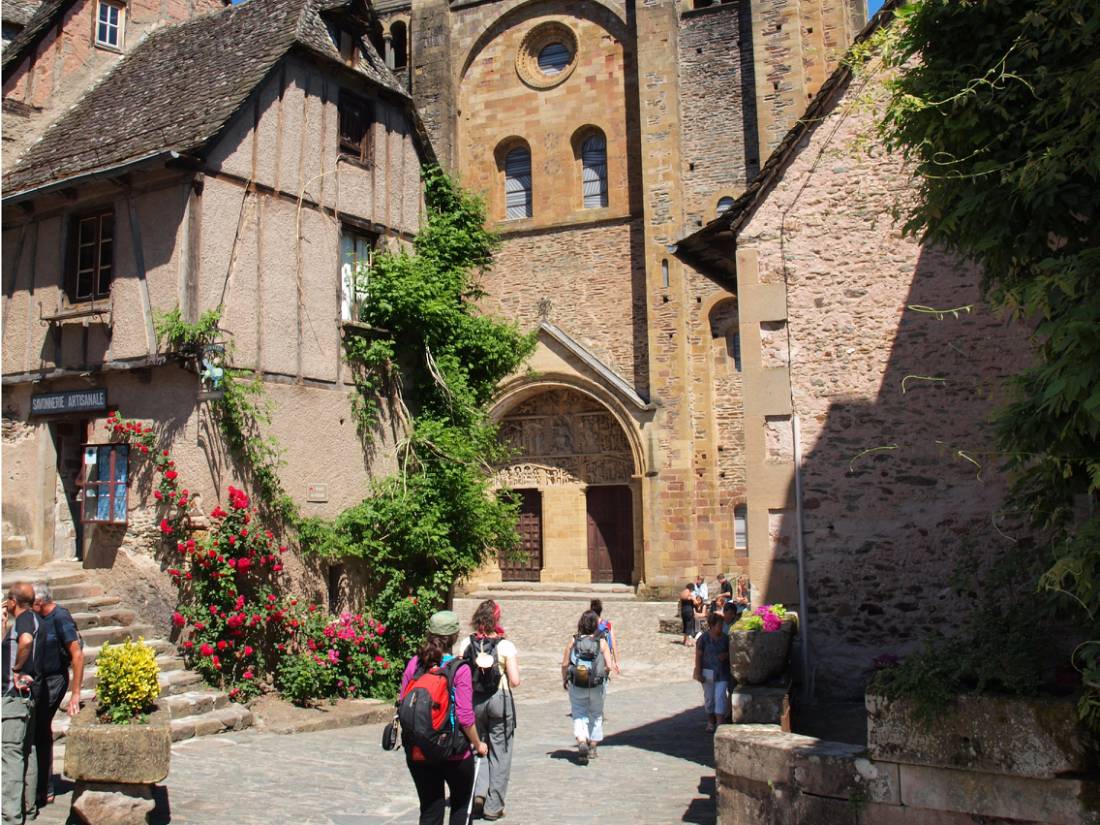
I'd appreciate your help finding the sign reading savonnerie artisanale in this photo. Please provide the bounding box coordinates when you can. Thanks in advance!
[30,389,107,415]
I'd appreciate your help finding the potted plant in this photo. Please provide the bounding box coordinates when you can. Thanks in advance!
[65,638,169,825]
[728,604,798,684]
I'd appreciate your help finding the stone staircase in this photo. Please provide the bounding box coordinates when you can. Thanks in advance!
[464,580,638,601]
[0,540,253,772]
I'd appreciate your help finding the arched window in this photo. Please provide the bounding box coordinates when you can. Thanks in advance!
[504,146,532,220]
[391,21,408,71]
[717,196,735,216]
[581,133,608,209]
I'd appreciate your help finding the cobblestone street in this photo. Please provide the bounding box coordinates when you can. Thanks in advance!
[39,598,716,824]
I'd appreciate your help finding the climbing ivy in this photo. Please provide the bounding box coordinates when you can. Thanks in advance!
[872,0,1100,727]
[299,166,536,674]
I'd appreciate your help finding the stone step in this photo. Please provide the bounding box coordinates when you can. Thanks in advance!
[50,581,106,601]
[81,654,185,690]
[160,690,230,720]
[1,548,42,572]
[61,594,122,614]
[477,581,635,594]
[58,669,205,721]
[467,588,638,601]
[2,534,29,552]
[71,608,137,631]
[1,560,85,587]
[170,703,252,742]
[83,638,175,666]
[78,623,155,648]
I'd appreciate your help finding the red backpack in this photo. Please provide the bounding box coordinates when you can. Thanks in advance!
[397,657,469,762]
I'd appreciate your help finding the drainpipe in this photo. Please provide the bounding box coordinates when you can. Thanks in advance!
[792,414,813,704]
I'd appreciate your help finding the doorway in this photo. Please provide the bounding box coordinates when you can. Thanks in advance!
[499,489,542,582]
[50,418,89,560]
[586,485,634,584]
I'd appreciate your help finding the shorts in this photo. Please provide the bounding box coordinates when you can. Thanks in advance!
[701,669,729,716]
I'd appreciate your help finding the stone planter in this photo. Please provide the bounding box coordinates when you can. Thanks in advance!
[65,703,171,825]
[866,691,1096,779]
[728,615,796,685]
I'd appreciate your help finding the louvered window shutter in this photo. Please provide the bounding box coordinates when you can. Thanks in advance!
[505,148,532,220]
[581,135,608,209]
[538,43,571,74]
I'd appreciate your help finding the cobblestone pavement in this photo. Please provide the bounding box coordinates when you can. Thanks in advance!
[40,598,715,824]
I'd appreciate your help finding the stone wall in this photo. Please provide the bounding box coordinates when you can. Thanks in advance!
[678,2,758,228]
[714,694,1098,825]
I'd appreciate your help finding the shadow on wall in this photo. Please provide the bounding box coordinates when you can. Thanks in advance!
[776,243,1030,700]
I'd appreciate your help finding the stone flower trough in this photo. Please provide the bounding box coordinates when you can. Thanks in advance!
[728,613,797,685]
[714,691,1099,825]
[65,703,171,825]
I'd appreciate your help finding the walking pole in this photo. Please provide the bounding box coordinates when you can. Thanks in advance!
[465,755,482,825]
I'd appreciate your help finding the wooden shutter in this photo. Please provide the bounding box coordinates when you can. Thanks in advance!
[505,148,532,220]
[734,504,747,549]
[581,135,608,209]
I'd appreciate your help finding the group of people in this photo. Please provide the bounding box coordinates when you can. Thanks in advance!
[2,581,84,825]
[678,572,749,647]
[396,597,620,825]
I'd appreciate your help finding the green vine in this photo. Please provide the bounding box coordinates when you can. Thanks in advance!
[299,167,536,670]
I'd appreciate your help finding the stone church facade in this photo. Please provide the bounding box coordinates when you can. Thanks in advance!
[368,0,867,592]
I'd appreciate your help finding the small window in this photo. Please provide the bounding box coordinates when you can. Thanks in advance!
[340,227,375,322]
[391,21,408,71]
[81,444,129,524]
[734,504,747,549]
[95,0,124,49]
[538,42,571,74]
[339,92,373,166]
[581,134,608,209]
[728,331,742,372]
[717,196,735,216]
[504,147,532,220]
[68,210,114,302]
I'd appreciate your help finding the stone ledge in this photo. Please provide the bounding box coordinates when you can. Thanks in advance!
[867,692,1096,779]
[251,695,391,735]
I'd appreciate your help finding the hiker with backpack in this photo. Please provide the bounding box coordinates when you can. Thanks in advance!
[457,600,520,821]
[561,610,618,764]
[693,612,730,732]
[398,611,488,825]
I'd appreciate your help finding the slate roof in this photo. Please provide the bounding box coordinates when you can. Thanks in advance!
[672,0,903,282]
[3,0,413,197]
[1,0,43,28]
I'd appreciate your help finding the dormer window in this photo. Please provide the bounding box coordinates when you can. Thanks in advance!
[95,0,125,50]
[338,92,373,166]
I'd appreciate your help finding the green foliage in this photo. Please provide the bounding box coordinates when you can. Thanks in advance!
[878,0,1100,726]
[302,166,535,679]
[154,307,222,351]
[274,652,336,706]
[95,638,161,724]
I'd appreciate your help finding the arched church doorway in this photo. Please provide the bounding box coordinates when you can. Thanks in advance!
[494,387,640,585]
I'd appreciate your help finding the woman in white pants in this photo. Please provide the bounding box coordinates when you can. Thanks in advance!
[562,610,618,764]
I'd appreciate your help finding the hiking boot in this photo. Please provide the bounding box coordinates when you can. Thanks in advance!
[577,741,589,765]
[483,810,505,821]
[472,797,485,818]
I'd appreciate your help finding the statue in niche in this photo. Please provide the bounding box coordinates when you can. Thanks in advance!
[550,415,574,454]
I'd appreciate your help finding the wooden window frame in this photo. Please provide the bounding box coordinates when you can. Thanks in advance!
[80,443,129,525]
[67,208,114,304]
[340,225,376,322]
[338,91,374,168]
[94,0,125,50]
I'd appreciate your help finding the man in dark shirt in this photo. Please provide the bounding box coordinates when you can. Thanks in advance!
[717,573,734,600]
[2,582,43,825]
[32,583,83,809]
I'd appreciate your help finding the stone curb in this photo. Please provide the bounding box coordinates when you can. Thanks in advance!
[252,698,392,735]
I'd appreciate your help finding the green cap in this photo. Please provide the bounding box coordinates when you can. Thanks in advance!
[427,610,460,636]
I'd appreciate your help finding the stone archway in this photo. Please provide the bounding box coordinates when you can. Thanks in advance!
[494,387,640,584]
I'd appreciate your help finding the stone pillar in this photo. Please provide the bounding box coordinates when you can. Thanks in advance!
[539,485,590,584]
[383,34,395,70]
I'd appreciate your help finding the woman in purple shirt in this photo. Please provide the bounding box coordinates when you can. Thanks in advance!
[400,610,488,825]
